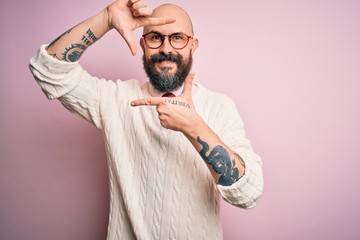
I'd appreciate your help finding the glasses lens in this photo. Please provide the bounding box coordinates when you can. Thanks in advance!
[144,32,163,49]
[170,33,189,49]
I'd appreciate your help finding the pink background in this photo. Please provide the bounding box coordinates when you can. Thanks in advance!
[1,0,360,239]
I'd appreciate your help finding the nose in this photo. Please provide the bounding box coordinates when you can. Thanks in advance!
[159,36,173,54]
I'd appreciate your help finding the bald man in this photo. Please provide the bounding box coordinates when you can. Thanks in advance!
[29,0,263,239]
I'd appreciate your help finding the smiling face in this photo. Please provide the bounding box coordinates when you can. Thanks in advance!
[141,4,198,92]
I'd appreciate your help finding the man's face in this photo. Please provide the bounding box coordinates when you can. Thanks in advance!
[142,47,193,92]
[140,5,198,92]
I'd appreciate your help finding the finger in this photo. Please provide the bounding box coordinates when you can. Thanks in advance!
[132,7,153,18]
[130,0,148,12]
[127,0,142,7]
[128,0,152,18]
[140,16,176,27]
[181,72,195,96]
[131,97,163,106]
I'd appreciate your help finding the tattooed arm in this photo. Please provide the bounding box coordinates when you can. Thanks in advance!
[131,74,246,186]
[46,0,175,60]
[184,118,246,186]
[46,20,105,62]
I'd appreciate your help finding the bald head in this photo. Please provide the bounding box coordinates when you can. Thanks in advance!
[144,4,194,35]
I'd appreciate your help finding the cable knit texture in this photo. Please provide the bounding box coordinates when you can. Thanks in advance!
[29,45,263,240]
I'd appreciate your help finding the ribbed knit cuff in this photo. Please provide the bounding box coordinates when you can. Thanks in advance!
[29,44,83,99]
[217,153,263,208]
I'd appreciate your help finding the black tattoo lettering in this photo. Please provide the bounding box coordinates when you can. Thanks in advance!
[62,44,86,62]
[164,99,191,108]
[82,29,98,45]
[86,28,97,42]
[82,36,91,45]
[197,136,242,186]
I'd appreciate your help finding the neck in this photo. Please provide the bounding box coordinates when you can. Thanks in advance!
[147,81,198,97]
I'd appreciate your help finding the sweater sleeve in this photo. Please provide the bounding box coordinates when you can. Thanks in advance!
[29,45,112,129]
[215,97,264,209]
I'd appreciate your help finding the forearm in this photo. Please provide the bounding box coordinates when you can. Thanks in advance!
[182,116,246,186]
[46,9,110,62]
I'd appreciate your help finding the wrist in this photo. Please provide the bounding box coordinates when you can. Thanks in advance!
[99,8,112,33]
[181,114,207,139]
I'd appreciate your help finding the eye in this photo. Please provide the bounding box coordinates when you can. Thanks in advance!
[149,33,162,42]
[171,34,185,42]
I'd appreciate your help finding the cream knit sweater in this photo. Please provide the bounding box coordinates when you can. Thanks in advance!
[30,45,263,240]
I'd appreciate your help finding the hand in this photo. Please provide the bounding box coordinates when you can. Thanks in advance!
[106,0,175,55]
[131,73,202,132]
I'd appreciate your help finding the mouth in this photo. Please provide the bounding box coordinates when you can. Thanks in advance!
[155,61,177,73]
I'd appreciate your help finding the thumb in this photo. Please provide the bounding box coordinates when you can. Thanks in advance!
[119,28,137,56]
[181,72,195,97]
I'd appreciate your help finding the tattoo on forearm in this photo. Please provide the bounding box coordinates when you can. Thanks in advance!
[164,99,190,108]
[61,29,98,62]
[87,28,97,41]
[82,28,98,45]
[197,136,243,186]
[49,53,60,60]
[47,28,73,50]
[48,28,98,61]
[62,43,86,62]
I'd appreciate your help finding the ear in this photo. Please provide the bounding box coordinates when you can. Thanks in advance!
[190,38,199,55]
[140,38,145,52]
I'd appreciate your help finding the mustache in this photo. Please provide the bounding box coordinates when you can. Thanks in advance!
[150,53,182,64]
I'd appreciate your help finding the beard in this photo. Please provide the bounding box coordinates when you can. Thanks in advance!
[142,52,193,92]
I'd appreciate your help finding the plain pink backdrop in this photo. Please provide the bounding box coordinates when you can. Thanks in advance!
[1,0,360,239]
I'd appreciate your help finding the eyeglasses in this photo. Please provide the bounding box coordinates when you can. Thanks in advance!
[142,32,193,50]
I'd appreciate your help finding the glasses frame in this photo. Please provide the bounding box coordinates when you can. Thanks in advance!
[142,31,193,50]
